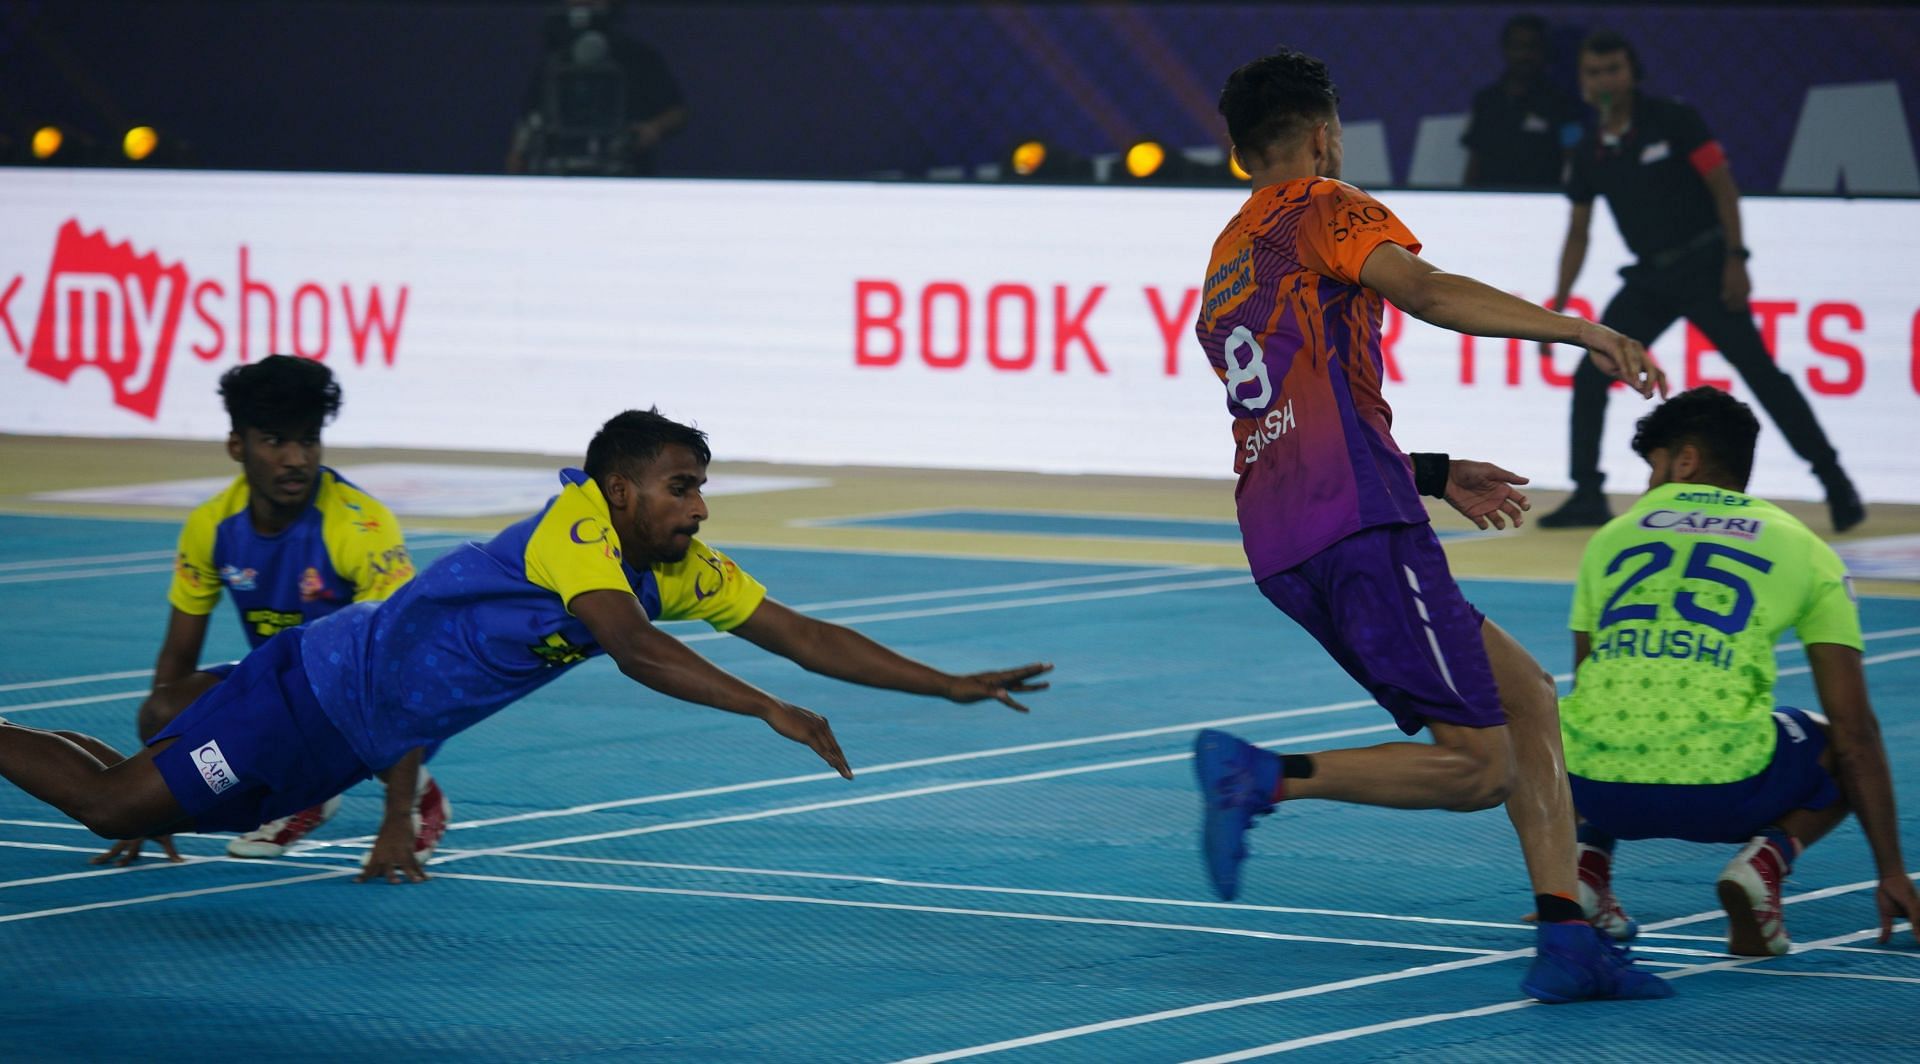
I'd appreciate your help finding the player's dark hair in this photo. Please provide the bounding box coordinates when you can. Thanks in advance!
[1630,387,1760,489]
[585,407,712,482]
[1580,28,1643,81]
[1218,48,1339,162]
[1502,14,1548,45]
[219,354,342,434]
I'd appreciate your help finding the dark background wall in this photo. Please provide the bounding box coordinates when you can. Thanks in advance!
[2,1,1915,188]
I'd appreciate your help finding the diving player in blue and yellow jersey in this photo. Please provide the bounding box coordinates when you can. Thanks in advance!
[3,409,1052,884]
[90,355,449,869]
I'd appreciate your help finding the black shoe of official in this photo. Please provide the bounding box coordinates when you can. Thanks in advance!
[1819,468,1866,533]
[1539,490,1613,529]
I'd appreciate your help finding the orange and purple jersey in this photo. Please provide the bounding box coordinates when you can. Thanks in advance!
[1195,177,1429,578]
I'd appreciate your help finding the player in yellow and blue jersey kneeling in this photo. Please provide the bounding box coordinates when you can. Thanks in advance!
[85,355,449,876]
[1562,387,1919,955]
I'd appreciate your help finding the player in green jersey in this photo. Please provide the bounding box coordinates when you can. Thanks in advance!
[1562,387,1917,955]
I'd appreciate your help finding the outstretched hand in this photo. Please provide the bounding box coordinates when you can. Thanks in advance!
[764,702,853,779]
[1876,875,1920,946]
[945,663,1053,713]
[91,835,183,867]
[1579,321,1668,399]
[1444,461,1531,531]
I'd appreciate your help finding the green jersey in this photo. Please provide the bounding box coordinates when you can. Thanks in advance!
[1563,482,1862,785]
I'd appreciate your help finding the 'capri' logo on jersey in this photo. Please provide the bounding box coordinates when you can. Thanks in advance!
[1638,510,1764,540]
[691,551,726,601]
[569,517,622,561]
[220,564,258,590]
[191,740,239,794]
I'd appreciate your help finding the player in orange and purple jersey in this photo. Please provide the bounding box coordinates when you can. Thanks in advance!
[1188,48,1672,1004]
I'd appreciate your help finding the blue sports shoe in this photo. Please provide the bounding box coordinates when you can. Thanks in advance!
[1522,922,1674,1003]
[1193,729,1279,901]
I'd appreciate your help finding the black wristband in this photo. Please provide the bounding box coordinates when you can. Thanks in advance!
[1410,452,1450,499]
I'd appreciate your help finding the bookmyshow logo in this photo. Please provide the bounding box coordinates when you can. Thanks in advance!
[1,219,411,419]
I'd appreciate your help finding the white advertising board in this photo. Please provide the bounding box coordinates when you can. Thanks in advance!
[2,169,1915,501]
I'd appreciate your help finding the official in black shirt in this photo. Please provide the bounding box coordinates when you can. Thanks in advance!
[1539,31,1862,531]
[1462,15,1582,188]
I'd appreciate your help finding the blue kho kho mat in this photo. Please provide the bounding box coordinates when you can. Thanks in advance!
[0,513,1915,1061]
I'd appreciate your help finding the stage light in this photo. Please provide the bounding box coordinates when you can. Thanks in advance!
[31,126,64,160]
[122,126,159,162]
[1124,140,1167,180]
[1010,140,1048,177]
[1004,139,1091,182]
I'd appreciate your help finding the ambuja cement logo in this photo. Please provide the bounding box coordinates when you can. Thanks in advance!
[4,219,410,420]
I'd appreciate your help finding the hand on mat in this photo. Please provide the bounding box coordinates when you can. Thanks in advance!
[945,663,1053,713]
[1444,461,1531,531]
[764,702,852,780]
[357,814,427,884]
[1875,874,1920,946]
[91,835,183,866]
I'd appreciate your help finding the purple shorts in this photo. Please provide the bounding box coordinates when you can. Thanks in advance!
[1259,522,1504,735]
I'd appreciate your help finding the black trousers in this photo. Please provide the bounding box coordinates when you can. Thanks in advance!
[1568,253,1840,492]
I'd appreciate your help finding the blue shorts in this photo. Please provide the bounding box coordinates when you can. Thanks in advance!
[1570,707,1840,844]
[1259,522,1504,735]
[150,628,373,833]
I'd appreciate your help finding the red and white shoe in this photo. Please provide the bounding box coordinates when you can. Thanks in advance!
[227,796,343,858]
[412,770,451,864]
[1576,843,1639,941]
[1718,836,1791,956]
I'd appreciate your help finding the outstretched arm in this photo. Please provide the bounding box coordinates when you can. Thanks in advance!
[1808,641,1919,944]
[730,599,1052,713]
[573,589,852,779]
[359,747,428,884]
[1359,241,1665,398]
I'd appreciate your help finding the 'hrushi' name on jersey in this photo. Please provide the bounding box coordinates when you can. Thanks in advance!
[1195,177,1430,578]
[1563,483,1863,785]
[299,468,766,771]
[167,467,413,647]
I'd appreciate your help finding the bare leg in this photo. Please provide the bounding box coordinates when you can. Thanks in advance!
[1778,743,1851,850]
[0,722,188,838]
[51,732,188,865]
[1280,722,1513,812]
[1483,618,1579,899]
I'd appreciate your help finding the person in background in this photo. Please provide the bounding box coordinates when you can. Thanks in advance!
[1538,30,1862,532]
[1462,13,1582,188]
[508,0,689,176]
[92,355,448,870]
